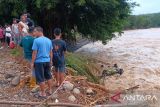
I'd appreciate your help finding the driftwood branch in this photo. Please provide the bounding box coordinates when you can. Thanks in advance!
[0,101,83,107]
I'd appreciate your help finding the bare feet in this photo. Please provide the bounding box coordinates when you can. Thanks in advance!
[48,89,52,95]
[40,91,47,97]
[56,82,60,87]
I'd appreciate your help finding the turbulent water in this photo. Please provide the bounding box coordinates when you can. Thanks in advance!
[77,28,160,92]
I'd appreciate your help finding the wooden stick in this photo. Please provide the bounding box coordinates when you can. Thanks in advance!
[87,82,109,92]
[0,101,83,107]
[126,85,140,91]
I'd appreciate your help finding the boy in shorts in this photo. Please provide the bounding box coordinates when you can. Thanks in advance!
[52,28,67,86]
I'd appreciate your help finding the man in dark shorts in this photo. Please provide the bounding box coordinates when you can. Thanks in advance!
[52,28,67,86]
[31,27,53,97]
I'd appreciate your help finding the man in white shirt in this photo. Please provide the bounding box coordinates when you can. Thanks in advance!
[18,15,29,36]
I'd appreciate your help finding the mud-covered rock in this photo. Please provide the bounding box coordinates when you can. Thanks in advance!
[11,75,20,86]
[63,81,74,91]
[68,95,76,102]
[86,88,94,94]
[5,73,15,79]
[73,88,80,94]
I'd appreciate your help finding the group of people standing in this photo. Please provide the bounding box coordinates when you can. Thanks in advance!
[26,27,67,98]
[0,13,34,49]
[0,13,67,98]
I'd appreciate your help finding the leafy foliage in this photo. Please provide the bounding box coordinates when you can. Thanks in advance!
[124,13,160,29]
[0,0,135,43]
[0,0,26,24]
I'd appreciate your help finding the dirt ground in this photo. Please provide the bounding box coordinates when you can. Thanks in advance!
[0,49,40,102]
[0,48,109,107]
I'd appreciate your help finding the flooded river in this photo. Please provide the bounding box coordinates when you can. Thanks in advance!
[77,28,160,92]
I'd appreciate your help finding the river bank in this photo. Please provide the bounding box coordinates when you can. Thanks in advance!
[77,28,160,106]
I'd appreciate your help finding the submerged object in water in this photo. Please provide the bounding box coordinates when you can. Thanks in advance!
[101,64,124,78]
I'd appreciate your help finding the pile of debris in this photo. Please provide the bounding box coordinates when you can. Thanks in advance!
[101,64,124,78]
[45,75,109,106]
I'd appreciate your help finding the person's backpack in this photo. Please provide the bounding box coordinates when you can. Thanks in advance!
[9,41,15,49]
[52,41,63,66]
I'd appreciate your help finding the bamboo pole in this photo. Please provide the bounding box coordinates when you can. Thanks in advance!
[0,101,83,107]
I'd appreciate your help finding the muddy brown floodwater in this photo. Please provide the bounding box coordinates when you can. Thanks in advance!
[77,28,160,106]
[77,28,160,91]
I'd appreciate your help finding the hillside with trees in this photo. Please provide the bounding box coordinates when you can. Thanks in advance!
[0,0,136,43]
[124,13,160,30]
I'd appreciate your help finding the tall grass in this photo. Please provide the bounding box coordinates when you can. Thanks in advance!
[66,53,100,83]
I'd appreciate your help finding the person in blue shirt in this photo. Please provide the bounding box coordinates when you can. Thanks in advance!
[31,26,53,98]
[52,28,67,86]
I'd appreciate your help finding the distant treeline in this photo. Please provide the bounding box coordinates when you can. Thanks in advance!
[124,13,160,29]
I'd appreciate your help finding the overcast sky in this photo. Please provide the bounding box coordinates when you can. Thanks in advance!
[132,0,160,15]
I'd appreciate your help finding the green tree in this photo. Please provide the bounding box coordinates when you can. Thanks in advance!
[0,0,26,24]
[124,13,160,30]
[0,0,136,43]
